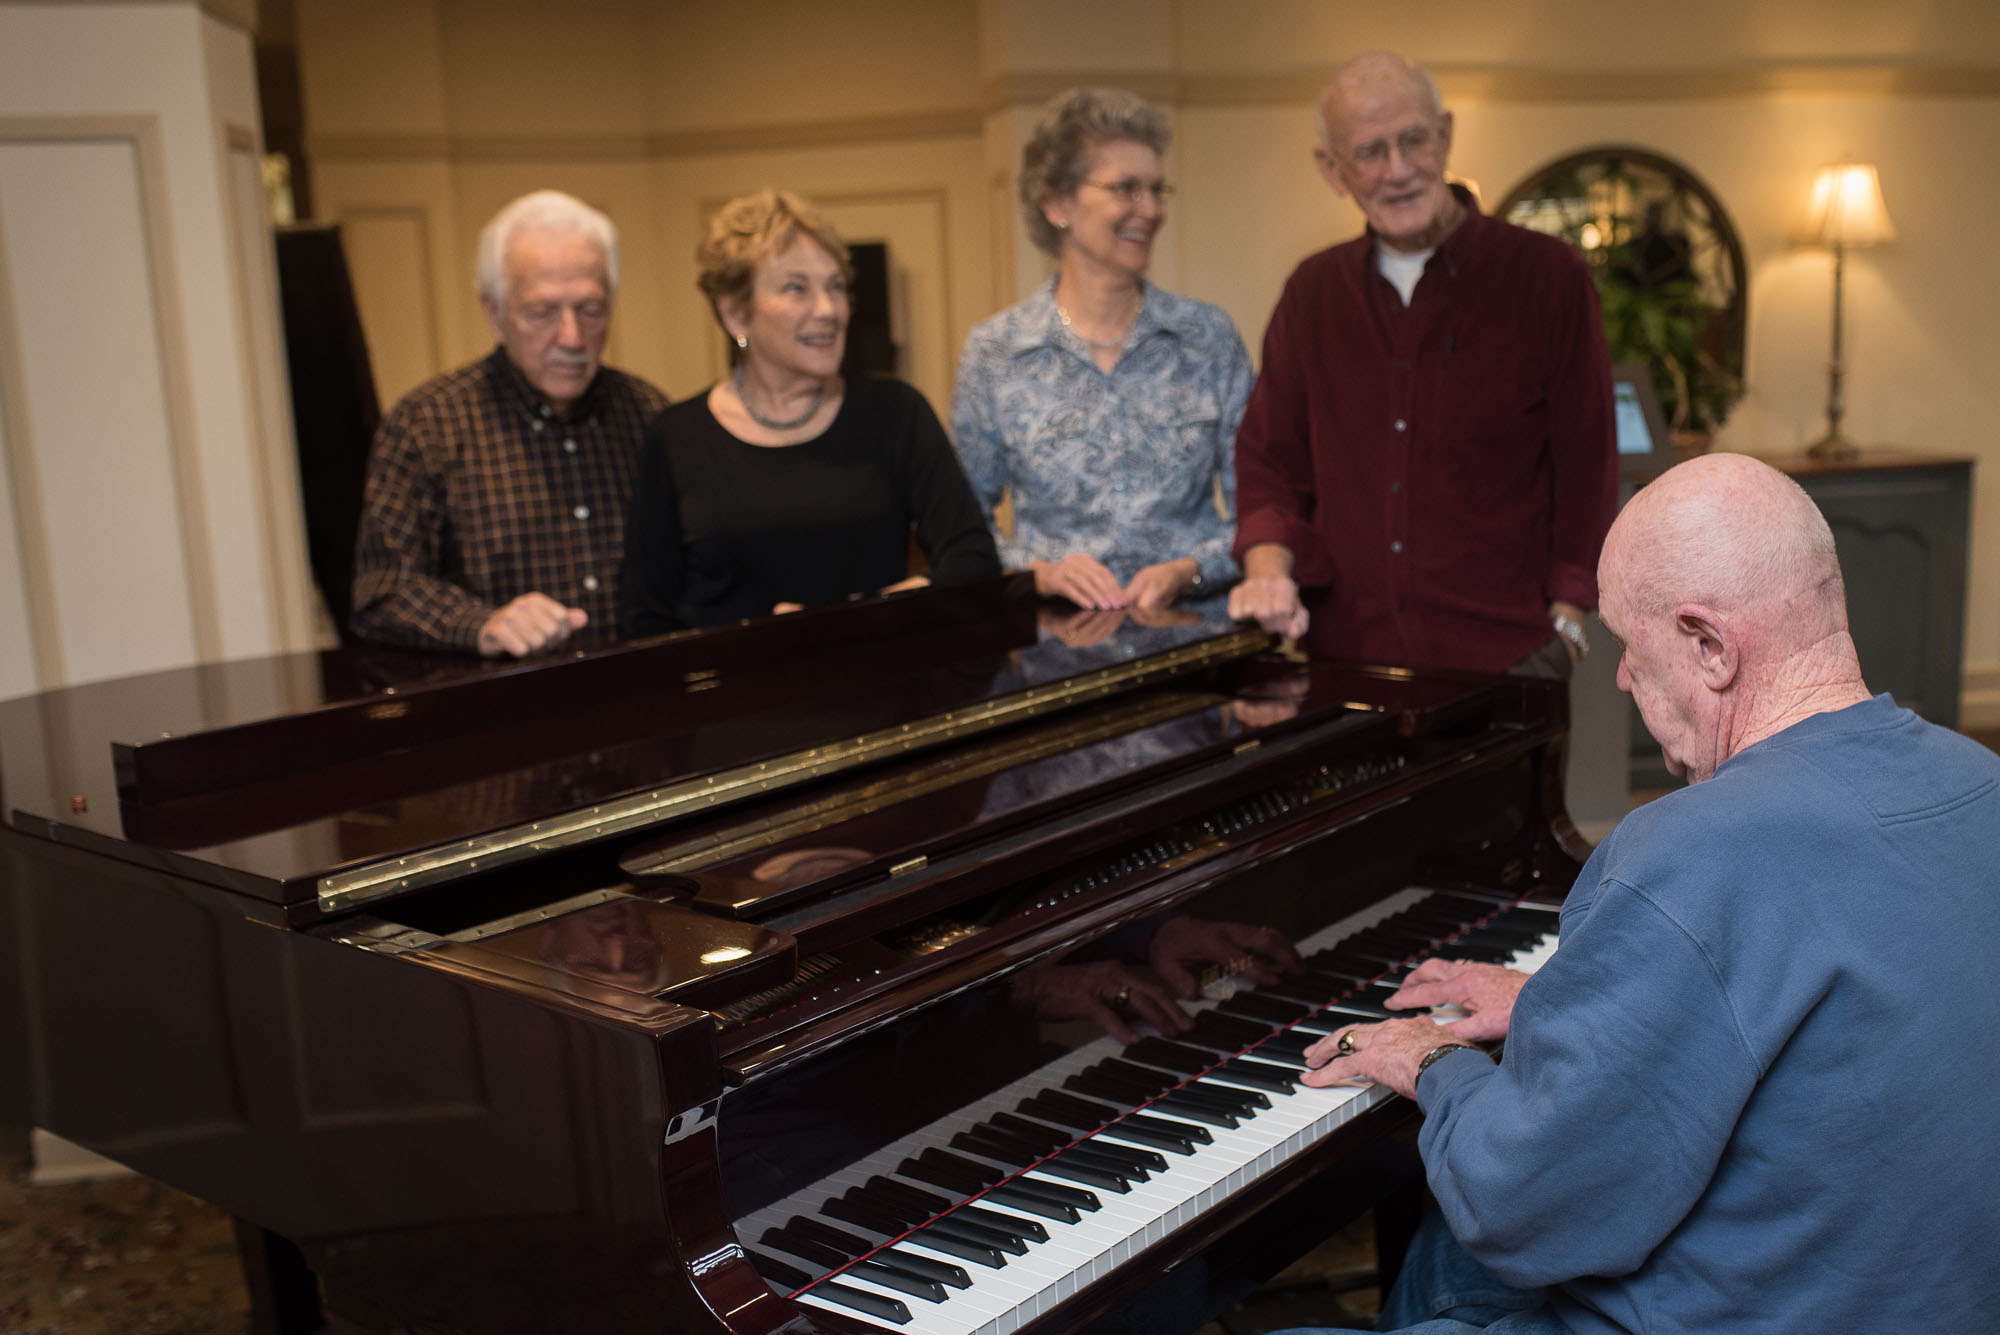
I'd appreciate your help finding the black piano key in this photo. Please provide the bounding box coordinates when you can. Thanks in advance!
[986,1182,1081,1223]
[987,1111,1068,1153]
[1324,942,1414,969]
[1064,1070,1147,1107]
[898,1155,985,1197]
[825,1191,912,1237]
[1286,1010,1347,1034]
[790,1216,874,1257]
[923,1146,1003,1186]
[906,1224,1008,1268]
[811,1280,912,1326]
[1257,1031,1319,1061]
[954,1203,1049,1244]
[1152,1091,1241,1127]
[925,1214,1028,1256]
[1124,1110,1211,1145]
[1061,1143,1149,1182]
[1322,994,1404,1020]
[1180,1078,1270,1112]
[868,1175,951,1217]
[1037,1153,1132,1193]
[878,1248,972,1289]
[762,1226,849,1270]
[1253,978,1339,1006]
[1214,1057,1298,1093]
[1096,1059,1176,1097]
[1245,1043,1309,1069]
[1098,1118,1199,1156]
[1182,1012,1271,1051]
[1081,1131,1173,1171]
[1297,962,1375,988]
[952,1129,1037,1169]
[972,1122,1052,1163]
[851,1258,947,1304]
[997,1174,1100,1213]
[1218,992,1315,1025]
[746,1248,813,1291]
[1018,1094,1103,1133]
[1123,1037,1217,1075]
[847,1184,926,1229]
[1035,1089,1119,1128]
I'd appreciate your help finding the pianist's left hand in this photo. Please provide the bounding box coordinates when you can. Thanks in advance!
[1148,917,1304,998]
[1300,1017,1452,1101]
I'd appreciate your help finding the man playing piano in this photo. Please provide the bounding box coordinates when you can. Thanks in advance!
[1288,453,2000,1333]
[1228,52,1616,678]
[351,190,667,656]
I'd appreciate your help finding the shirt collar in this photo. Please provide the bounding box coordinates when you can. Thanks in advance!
[1005,276,1188,357]
[1352,182,1488,283]
[486,344,605,425]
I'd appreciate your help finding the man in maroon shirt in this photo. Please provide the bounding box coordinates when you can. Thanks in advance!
[1228,52,1616,675]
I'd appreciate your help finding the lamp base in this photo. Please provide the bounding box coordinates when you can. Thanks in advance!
[1806,428,1862,462]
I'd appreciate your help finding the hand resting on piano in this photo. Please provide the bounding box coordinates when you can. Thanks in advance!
[1300,960,1531,1099]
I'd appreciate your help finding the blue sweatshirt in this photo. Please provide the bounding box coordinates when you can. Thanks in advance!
[1416,694,2000,1334]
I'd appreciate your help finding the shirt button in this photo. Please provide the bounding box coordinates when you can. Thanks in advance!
[1390,540,1404,554]
[573,505,591,520]
[563,437,577,454]
[1390,480,1403,493]
[582,575,600,592]
[1393,419,1407,432]
[531,420,545,433]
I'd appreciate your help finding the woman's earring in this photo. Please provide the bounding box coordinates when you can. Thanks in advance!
[1055,220,1070,231]
[735,335,748,350]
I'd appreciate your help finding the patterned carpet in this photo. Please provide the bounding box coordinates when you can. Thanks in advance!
[0,1127,248,1334]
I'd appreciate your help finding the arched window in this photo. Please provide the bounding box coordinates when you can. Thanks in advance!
[1499,148,1747,435]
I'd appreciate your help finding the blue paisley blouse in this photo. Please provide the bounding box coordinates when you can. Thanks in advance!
[949,279,1253,587]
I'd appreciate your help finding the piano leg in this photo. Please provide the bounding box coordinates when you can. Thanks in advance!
[232,1218,324,1334]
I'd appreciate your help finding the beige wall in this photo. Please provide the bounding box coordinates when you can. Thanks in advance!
[0,0,319,699]
[296,2,2000,720]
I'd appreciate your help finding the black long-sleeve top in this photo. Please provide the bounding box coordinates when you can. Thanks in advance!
[618,377,999,636]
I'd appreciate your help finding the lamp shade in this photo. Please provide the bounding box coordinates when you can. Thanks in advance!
[1803,163,1896,247]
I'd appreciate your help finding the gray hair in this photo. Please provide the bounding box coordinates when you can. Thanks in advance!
[1317,52,1445,152]
[1018,87,1171,257]
[475,190,619,311]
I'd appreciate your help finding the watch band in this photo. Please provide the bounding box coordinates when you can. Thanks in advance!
[1551,612,1589,659]
[1416,1042,1479,1085]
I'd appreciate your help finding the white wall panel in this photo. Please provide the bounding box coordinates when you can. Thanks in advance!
[0,139,199,682]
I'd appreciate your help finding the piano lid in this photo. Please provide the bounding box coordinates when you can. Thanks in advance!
[0,579,1273,916]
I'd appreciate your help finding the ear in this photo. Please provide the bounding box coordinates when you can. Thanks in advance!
[1038,191,1072,235]
[1435,109,1455,164]
[715,296,750,344]
[1675,603,1737,692]
[1312,145,1351,199]
[480,294,505,343]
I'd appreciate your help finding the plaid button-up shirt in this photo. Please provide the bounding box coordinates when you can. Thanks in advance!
[351,348,668,652]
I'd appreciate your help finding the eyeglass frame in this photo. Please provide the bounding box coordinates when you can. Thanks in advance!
[1078,177,1177,204]
[510,298,611,332]
[1342,121,1448,176]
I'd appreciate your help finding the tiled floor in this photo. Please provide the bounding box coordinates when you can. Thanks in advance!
[11,728,1998,1334]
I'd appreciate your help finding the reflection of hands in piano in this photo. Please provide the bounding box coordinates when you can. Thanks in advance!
[1147,916,1304,998]
[1301,1016,1457,1101]
[1008,959,1194,1046]
[538,899,669,992]
[1227,672,1310,730]
[1037,602,1202,649]
[1383,958,1529,1042]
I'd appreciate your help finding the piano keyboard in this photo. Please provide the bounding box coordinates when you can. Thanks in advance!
[734,886,1559,1334]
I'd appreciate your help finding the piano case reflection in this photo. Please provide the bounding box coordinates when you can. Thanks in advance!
[0,575,1587,1334]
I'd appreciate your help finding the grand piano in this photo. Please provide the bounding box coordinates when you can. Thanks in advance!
[0,577,1586,1333]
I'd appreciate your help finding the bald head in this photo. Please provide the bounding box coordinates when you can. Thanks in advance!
[1601,454,1868,781]
[1603,454,1846,639]
[1316,52,1443,153]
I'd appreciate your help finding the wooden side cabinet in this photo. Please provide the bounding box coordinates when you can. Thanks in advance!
[1629,451,1973,792]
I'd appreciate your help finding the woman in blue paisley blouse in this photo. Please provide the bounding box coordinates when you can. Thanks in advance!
[950,87,1253,612]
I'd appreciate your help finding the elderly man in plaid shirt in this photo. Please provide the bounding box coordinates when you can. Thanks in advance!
[352,190,667,656]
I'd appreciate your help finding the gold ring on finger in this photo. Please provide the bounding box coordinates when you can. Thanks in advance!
[1336,1030,1358,1056]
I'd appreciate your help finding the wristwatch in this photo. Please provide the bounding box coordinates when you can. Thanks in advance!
[1185,565,1208,597]
[1416,1042,1480,1085]
[1551,612,1589,659]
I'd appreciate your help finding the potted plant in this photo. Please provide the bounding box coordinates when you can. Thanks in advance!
[1595,235,1743,453]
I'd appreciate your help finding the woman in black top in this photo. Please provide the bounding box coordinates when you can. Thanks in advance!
[619,190,997,636]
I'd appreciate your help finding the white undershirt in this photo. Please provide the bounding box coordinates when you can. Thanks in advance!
[1376,245,1433,306]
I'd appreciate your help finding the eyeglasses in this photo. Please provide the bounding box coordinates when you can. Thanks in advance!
[1346,123,1444,173]
[1081,178,1176,204]
[514,299,609,332]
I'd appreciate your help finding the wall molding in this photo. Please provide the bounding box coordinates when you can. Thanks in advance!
[0,195,65,688]
[0,0,257,36]
[1962,662,2000,730]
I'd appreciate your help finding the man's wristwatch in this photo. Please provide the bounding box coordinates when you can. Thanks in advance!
[1416,1042,1480,1086]
[1551,612,1589,659]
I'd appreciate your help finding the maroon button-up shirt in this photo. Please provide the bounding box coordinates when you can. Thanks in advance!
[1233,193,1617,672]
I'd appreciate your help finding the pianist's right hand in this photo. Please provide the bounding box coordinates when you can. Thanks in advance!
[1008,960,1192,1046]
[1384,957,1530,1042]
[478,592,588,657]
